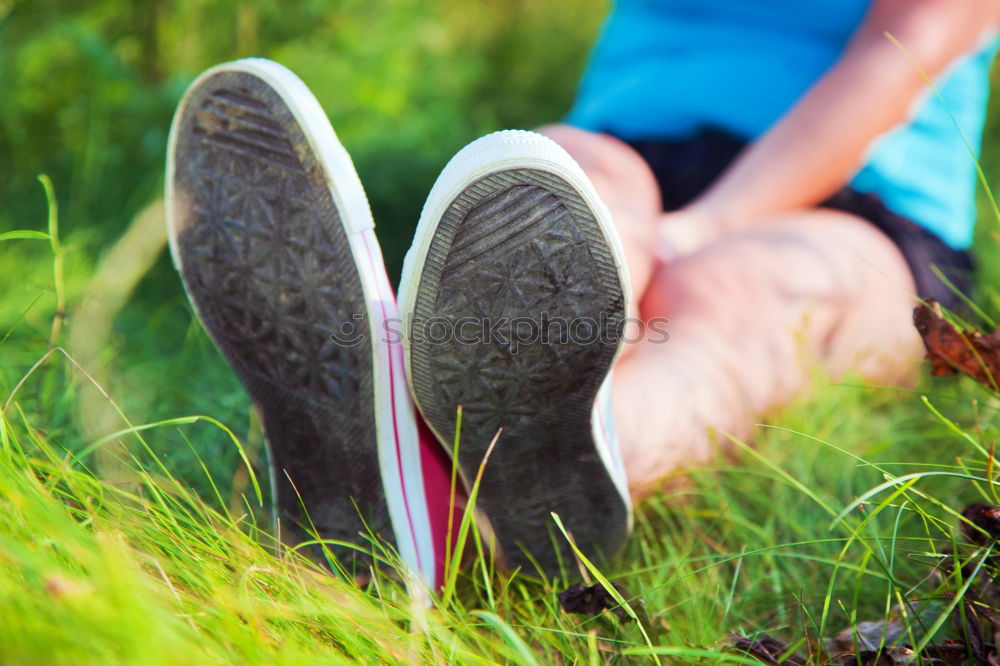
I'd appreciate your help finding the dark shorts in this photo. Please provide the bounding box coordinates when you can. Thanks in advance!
[624,128,975,311]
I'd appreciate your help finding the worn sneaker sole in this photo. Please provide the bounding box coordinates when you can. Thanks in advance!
[166,58,437,583]
[398,130,633,576]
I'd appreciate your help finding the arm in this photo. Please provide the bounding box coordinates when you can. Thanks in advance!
[665,0,1000,251]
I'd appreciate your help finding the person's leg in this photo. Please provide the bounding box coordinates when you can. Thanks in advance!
[612,210,923,492]
[539,125,923,494]
[166,58,446,587]
[398,130,636,574]
[400,127,920,570]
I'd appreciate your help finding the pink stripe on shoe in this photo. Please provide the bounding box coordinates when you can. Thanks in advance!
[416,415,461,585]
[359,231,424,577]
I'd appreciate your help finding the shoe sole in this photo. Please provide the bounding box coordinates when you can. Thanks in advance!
[166,59,436,583]
[399,130,632,576]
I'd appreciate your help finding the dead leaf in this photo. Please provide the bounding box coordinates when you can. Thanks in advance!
[557,582,632,623]
[727,633,807,665]
[832,617,908,653]
[928,640,976,666]
[952,598,988,664]
[913,301,1000,390]
[961,505,1000,546]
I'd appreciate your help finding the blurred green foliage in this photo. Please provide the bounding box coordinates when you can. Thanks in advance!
[0,0,606,499]
[1,0,605,274]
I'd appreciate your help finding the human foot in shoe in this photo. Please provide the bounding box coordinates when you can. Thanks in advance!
[166,58,448,586]
[398,130,633,577]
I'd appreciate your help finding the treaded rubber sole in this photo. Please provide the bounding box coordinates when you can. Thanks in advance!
[407,165,630,575]
[167,67,392,567]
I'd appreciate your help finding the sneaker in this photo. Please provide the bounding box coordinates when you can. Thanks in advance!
[165,58,448,587]
[397,130,633,576]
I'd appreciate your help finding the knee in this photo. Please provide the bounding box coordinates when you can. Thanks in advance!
[536,124,661,212]
[536,123,611,173]
[536,123,588,149]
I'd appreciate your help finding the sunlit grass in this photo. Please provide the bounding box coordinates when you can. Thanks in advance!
[5,345,1000,664]
[1,8,999,654]
[4,194,1000,665]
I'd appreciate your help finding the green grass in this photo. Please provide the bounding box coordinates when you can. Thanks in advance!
[5,211,1000,664]
[4,1,1000,663]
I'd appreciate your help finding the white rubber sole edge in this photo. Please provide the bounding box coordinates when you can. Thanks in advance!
[164,58,437,590]
[397,129,634,530]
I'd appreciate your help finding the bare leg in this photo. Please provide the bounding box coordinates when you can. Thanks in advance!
[616,211,921,492]
[541,125,922,494]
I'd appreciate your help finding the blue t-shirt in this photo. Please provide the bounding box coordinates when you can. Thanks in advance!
[568,0,996,249]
